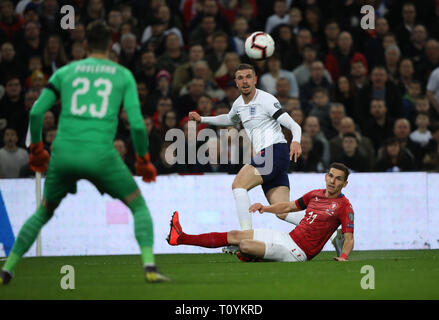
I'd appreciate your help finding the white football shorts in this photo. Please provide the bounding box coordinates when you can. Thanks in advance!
[253,228,307,262]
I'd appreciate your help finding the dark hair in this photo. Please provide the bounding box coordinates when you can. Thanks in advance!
[235,63,256,75]
[312,86,329,97]
[86,21,112,52]
[329,162,350,181]
[342,132,358,141]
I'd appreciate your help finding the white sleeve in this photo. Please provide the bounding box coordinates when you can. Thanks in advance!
[200,106,239,126]
[277,112,302,143]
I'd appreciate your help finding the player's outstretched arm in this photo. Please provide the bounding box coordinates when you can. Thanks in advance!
[191,113,236,127]
[334,232,354,261]
[249,201,299,214]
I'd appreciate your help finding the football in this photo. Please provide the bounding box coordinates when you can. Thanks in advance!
[244,31,275,60]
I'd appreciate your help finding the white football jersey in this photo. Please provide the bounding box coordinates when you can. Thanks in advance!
[229,89,287,152]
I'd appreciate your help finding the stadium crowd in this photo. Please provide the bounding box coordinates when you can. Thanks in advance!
[1,0,439,178]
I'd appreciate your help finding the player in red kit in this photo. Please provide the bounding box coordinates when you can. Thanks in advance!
[167,162,354,262]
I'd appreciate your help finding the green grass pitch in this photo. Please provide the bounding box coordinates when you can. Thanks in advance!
[1,250,438,300]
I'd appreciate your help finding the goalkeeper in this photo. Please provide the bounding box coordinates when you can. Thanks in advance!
[0,21,169,284]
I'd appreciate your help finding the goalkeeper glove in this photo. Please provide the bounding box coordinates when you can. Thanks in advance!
[135,153,157,183]
[29,141,50,173]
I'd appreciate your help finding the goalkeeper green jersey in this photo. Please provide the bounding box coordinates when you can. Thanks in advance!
[30,57,148,156]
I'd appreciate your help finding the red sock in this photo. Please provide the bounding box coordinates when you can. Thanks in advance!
[178,232,228,248]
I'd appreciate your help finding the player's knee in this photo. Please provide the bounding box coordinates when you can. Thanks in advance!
[239,239,252,254]
[227,230,242,244]
[276,213,288,220]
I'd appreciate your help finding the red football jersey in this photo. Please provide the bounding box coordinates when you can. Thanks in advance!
[289,189,354,260]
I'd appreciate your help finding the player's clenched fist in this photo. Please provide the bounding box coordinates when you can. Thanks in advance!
[135,153,157,183]
[188,111,201,122]
[249,203,265,214]
[29,141,50,173]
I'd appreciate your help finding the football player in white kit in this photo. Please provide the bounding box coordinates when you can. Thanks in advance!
[189,63,343,254]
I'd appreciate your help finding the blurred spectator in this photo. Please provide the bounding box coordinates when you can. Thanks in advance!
[384,45,401,84]
[333,132,371,172]
[287,6,303,35]
[392,118,423,168]
[39,0,60,35]
[273,24,299,71]
[15,20,44,64]
[0,76,24,148]
[140,17,166,54]
[151,96,173,129]
[303,116,330,168]
[114,138,135,174]
[43,34,68,75]
[260,54,299,98]
[143,115,161,163]
[302,5,324,45]
[149,69,173,108]
[319,19,340,58]
[172,44,205,95]
[118,32,140,73]
[135,50,158,91]
[265,0,289,34]
[157,32,188,75]
[362,98,395,153]
[231,16,249,57]
[374,137,416,172]
[205,31,230,74]
[189,14,217,47]
[28,69,47,91]
[0,127,28,178]
[70,42,86,61]
[364,17,389,69]
[334,75,356,121]
[329,117,375,167]
[356,66,403,123]
[0,0,24,42]
[15,0,42,17]
[179,61,224,101]
[141,5,183,48]
[325,31,368,83]
[0,42,26,84]
[402,80,422,120]
[293,44,332,87]
[275,77,293,107]
[394,2,418,48]
[324,103,345,141]
[157,109,179,142]
[107,8,123,43]
[300,60,333,114]
[83,0,106,25]
[220,80,240,108]
[215,52,240,90]
[349,59,369,94]
[308,87,331,132]
[154,141,187,175]
[409,112,432,148]
[403,24,428,64]
[290,107,304,128]
[397,58,416,95]
[422,142,439,172]
[189,0,231,35]
[418,39,439,83]
[294,28,312,66]
[43,128,56,152]
[289,132,324,173]
[192,94,216,131]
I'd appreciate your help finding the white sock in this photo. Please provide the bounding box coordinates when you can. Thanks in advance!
[232,188,252,230]
[284,212,306,225]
